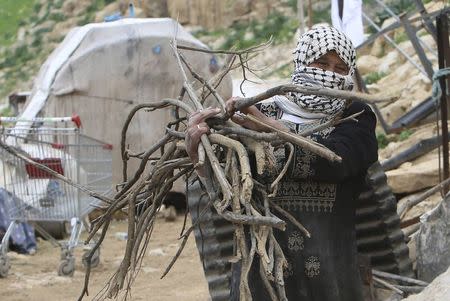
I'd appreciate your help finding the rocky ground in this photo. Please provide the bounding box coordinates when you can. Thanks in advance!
[2,0,450,300]
[0,216,210,301]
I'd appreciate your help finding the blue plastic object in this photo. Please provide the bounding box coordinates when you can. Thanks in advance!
[104,12,122,22]
[152,45,162,55]
[128,3,135,17]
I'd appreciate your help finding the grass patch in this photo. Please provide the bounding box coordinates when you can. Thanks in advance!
[398,129,413,141]
[49,12,65,22]
[195,11,298,50]
[0,0,36,46]
[394,31,408,44]
[364,71,387,85]
[377,132,389,149]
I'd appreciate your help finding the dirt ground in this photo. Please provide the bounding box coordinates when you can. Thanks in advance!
[0,216,210,301]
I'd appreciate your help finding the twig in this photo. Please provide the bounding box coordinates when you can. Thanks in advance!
[373,276,404,296]
[372,269,428,287]
[269,143,294,196]
[269,199,311,238]
[398,177,450,218]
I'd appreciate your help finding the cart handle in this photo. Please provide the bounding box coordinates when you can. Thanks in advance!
[0,114,82,128]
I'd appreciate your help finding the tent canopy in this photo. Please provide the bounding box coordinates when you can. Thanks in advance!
[21,18,232,187]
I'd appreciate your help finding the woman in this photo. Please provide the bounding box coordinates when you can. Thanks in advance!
[186,26,378,301]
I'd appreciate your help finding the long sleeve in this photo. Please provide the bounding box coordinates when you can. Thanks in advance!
[283,101,378,183]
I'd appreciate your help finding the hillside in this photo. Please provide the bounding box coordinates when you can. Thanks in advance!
[0,0,107,109]
[0,0,327,111]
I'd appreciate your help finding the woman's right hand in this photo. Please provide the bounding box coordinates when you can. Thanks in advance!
[185,107,221,168]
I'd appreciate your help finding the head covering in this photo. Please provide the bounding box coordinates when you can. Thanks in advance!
[275,26,356,120]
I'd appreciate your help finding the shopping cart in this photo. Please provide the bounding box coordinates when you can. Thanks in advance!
[0,115,113,277]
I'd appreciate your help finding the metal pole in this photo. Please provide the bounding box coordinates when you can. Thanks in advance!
[413,0,438,41]
[362,12,429,77]
[400,14,434,79]
[308,0,313,27]
[298,0,306,34]
[436,13,450,187]
[373,0,437,58]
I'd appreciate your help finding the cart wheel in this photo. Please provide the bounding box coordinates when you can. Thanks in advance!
[58,258,75,277]
[82,248,100,269]
[0,255,10,278]
[60,248,70,260]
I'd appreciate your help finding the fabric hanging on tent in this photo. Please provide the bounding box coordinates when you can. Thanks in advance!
[331,0,365,47]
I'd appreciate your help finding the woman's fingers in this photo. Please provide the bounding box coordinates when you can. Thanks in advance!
[188,107,221,126]
[225,96,242,116]
[185,108,220,164]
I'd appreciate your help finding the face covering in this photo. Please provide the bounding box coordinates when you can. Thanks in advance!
[275,26,357,120]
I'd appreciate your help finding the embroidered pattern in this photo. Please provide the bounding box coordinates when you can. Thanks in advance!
[283,258,294,279]
[292,147,316,178]
[305,256,320,278]
[272,181,337,212]
[288,231,304,252]
[258,101,280,119]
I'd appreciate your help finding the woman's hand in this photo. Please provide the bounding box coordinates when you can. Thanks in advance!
[225,97,288,132]
[185,107,221,167]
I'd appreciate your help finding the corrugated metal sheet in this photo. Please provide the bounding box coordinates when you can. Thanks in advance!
[188,161,414,299]
[187,181,234,301]
[356,162,414,277]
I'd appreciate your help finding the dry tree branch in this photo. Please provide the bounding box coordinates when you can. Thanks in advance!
[76,35,376,301]
[243,114,341,162]
[232,84,397,114]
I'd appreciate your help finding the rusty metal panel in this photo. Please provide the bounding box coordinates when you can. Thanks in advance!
[356,162,414,277]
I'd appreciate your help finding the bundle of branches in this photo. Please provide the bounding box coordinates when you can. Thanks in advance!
[77,38,396,301]
[0,37,395,301]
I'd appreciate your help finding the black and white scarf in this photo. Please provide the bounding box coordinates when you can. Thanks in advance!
[275,26,356,120]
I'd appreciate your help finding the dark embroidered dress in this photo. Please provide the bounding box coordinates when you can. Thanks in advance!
[230,101,378,301]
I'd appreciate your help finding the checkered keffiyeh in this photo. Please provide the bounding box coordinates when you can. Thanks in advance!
[285,26,356,116]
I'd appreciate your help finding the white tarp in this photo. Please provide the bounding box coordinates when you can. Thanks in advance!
[18,18,232,186]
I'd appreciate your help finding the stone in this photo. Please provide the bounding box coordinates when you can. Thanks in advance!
[415,195,450,282]
[402,268,450,301]
[385,153,439,194]
[163,205,177,222]
[167,0,280,29]
[397,191,442,220]
[17,27,26,42]
[401,266,450,301]
[379,123,437,160]
[370,37,385,58]
[148,248,166,256]
[141,0,169,17]
[377,50,399,74]
[356,55,380,74]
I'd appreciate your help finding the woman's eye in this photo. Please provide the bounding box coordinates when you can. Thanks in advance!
[336,67,348,74]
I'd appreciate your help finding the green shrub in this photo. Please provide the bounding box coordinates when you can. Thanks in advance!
[49,12,65,22]
[196,11,299,50]
[398,129,413,141]
[377,132,389,149]
[364,71,387,85]
[33,2,42,12]
[374,0,416,27]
